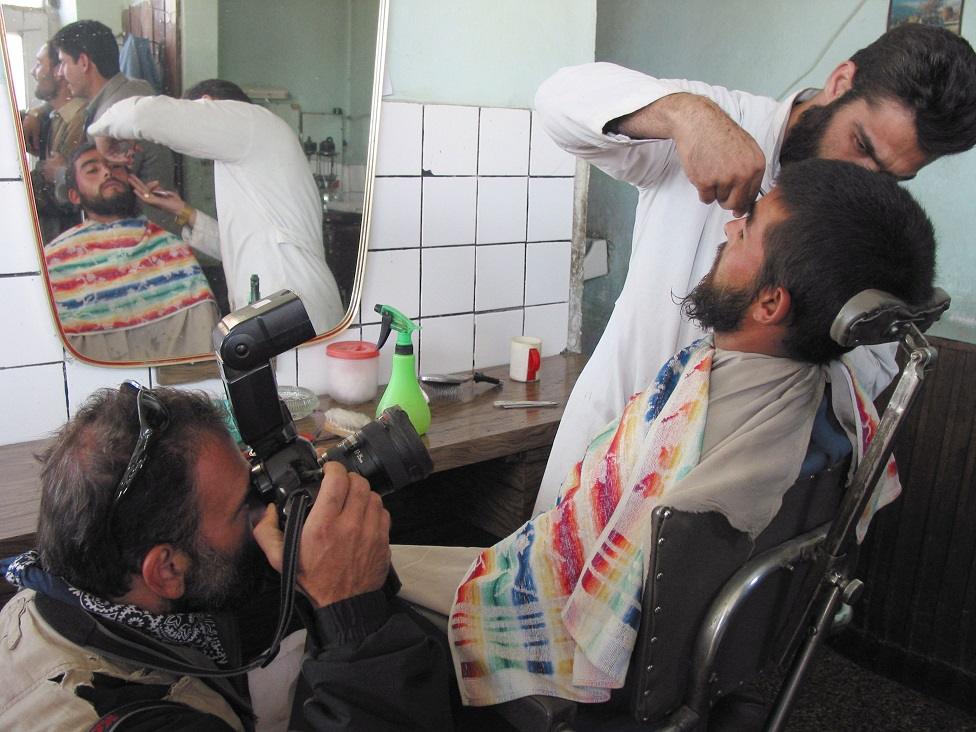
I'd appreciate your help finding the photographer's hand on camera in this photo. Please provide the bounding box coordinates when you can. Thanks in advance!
[251,462,453,730]
[253,461,392,607]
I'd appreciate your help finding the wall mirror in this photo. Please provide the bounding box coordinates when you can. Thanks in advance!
[0,0,387,366]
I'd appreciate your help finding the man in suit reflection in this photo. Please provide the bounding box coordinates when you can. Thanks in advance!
[44,143,220,362]
[20,42,87,243]
[50,19,177,233]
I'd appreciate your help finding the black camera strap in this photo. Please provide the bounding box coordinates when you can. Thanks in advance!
[262,489,310,665]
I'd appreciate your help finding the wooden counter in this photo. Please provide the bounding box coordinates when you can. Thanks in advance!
[0,353,584,543]
[308,352,585,473]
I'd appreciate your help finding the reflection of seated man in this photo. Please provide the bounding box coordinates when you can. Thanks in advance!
[391,159,936,707]
[51,19,177,233]
[22,42,87,243]
[0,386,453,729]
[89,78,345,333]
[44,143,220,361]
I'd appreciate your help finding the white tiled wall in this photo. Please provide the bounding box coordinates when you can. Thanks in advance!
[0,96,576,447]
[364,101,575,377]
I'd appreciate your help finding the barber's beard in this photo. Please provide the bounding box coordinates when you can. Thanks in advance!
[779,95,847,166]
[78,186,141,219]
[177,536,264,613]
[681,244,756,333]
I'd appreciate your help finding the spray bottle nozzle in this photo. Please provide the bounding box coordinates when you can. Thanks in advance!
[374,304,420,351]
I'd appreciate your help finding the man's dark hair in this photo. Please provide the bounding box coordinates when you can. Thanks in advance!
[183,79,253,104]
[44,42,59,67]
[65,140,97,193]
[51,20,120,79]
[37,386,231,598]
[847,23,976,158]
[757,158,935,364]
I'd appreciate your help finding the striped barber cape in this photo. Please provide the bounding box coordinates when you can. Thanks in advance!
[45,217,216,334]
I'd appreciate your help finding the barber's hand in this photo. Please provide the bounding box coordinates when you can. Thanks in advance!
[668,95,765,216]
[95,135,140,168]
[252,462,392,608]
[128,174,186,216]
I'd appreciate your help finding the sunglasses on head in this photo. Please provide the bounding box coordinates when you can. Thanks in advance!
[113,380,171,507]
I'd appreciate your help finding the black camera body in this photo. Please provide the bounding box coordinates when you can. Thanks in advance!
[214,290,433,516]
[215,290,322,515]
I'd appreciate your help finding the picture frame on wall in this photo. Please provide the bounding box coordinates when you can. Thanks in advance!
[888,0,964,34]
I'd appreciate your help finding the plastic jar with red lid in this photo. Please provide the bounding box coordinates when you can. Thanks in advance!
[326,341,380,404]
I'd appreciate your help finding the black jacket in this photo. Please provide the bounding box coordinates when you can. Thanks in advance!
[32,587,454,731]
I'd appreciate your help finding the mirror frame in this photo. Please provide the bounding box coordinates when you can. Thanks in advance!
[0,0,388,369]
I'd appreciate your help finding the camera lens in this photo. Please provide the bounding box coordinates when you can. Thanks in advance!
[321,406,433,494]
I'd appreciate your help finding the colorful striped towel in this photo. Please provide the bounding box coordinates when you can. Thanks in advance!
[449,340,898,706]
[45,217,216,335]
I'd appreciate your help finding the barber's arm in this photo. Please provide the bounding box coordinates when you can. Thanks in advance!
[253,463,454,730]
[128,175,221,260]
[536,62,764,214]
[90,95,251,162]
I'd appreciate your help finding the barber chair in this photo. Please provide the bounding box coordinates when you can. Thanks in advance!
[488,288,950,732]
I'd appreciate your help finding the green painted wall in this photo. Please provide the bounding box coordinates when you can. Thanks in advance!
[589,0,976,345]
[386,0,597,108]
[217,0,347,115]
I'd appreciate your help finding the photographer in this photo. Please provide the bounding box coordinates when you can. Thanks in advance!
[0,385,453,730]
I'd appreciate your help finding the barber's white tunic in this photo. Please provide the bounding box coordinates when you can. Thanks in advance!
[90,97,344,334]
[533,63,896,513]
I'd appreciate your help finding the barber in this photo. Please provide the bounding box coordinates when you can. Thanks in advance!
[533,24,976,512]
[0,386,453,730]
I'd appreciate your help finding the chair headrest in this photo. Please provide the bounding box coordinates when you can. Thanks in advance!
[830,288,950,348]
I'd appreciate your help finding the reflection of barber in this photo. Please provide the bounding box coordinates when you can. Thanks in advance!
[44,143,219,361]
[22,43,87,243]
[90,79,345,334]
[0,385,453,729]
[51,20,177,233]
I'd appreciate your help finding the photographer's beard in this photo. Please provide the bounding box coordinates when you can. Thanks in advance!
[177,536,264,613]
[78,182,141,219]
[680,243,756,333]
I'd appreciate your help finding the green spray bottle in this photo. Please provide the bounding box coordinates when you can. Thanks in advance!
[374,304,431,435]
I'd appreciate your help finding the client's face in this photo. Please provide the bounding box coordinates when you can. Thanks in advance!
[71,150,140,218]
[682,191,788,333]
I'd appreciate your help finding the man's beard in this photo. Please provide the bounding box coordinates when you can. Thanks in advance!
[680,244,756,333]
[34,78,57,102]
[78,185,140,218]
[176,536,264,613]
[779,94,848,165]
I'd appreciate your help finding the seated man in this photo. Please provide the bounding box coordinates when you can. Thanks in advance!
[44,143,220,361]
[0,385,453,729]
[392,158,936,706]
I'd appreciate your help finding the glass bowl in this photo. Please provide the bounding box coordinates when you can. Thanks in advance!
[278,385,320,420]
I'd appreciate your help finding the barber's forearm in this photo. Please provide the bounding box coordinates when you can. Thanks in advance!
[91,95,247,161]
[609,92,726,142]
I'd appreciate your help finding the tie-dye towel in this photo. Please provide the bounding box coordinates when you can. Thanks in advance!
[45,217,216,334]
[450,340,898,705]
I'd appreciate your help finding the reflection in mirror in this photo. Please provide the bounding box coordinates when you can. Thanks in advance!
[0,0,386,365]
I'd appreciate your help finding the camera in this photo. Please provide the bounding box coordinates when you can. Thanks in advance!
[214,289,433,515]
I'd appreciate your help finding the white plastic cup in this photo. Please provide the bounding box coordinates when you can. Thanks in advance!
[325,341,379,404]
[510,336,542,382]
